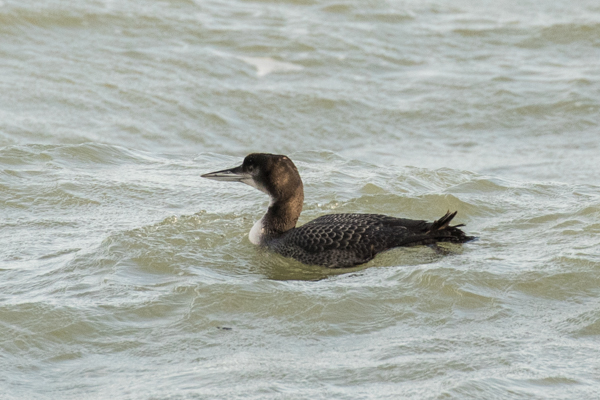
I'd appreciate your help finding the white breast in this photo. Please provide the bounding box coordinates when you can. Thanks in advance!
[248,217,264,245]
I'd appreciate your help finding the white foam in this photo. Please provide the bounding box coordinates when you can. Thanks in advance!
[239,56,303,77]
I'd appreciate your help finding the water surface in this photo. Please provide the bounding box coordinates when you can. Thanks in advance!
[1,0,600,398]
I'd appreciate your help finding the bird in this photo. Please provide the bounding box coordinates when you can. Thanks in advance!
[202,153,474,268]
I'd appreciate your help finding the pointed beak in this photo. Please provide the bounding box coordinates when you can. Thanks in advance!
[201,164,249,182]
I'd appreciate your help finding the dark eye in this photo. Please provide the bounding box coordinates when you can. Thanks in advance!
[247,164,254,172]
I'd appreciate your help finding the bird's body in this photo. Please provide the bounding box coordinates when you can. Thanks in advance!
[202,153,473,268]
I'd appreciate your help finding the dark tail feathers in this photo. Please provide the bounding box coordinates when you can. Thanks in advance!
[426,210,474,243]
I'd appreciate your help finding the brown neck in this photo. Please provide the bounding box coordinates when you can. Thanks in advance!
[262,185,304,236]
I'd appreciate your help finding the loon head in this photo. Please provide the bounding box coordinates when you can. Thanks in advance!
[202,153,304,238]
[202,153,303,200]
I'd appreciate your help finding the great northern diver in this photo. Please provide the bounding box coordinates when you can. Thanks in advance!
[202,153,473,268]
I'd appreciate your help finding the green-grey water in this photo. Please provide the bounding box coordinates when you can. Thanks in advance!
[1,0,600,398]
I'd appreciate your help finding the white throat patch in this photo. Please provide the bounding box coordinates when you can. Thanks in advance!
[242,177,268,195]
[249,216,265,245]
